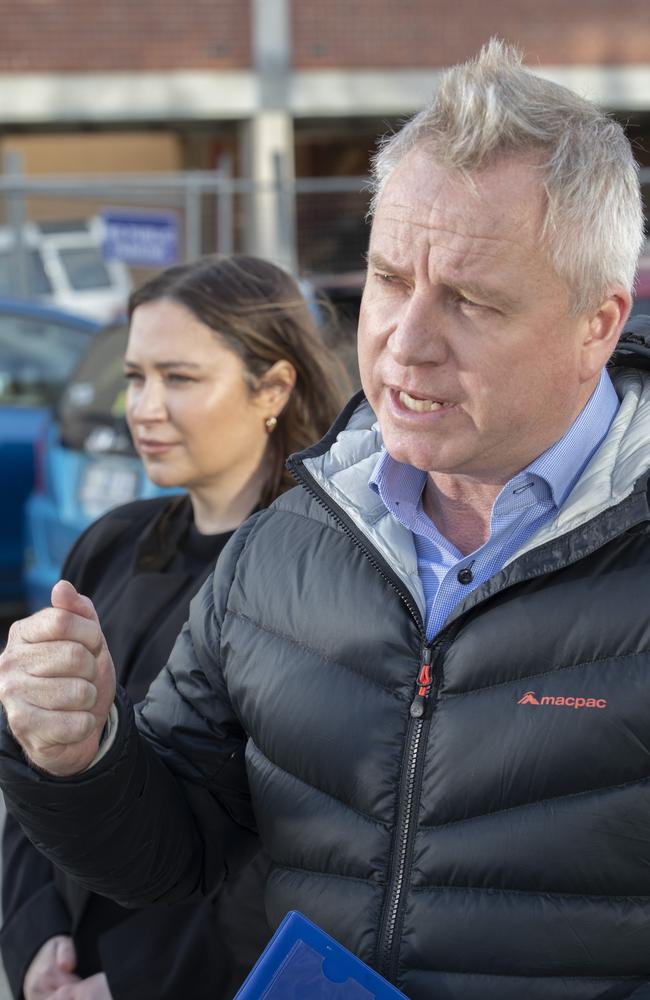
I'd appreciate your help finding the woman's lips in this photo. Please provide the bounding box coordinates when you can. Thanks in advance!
[137,439,177,454]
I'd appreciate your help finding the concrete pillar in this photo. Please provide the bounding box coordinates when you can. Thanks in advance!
[244,0,297,272]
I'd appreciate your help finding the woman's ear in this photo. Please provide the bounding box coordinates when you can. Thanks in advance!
[256,360,297,415]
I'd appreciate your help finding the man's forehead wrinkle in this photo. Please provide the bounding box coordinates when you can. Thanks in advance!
[373,224,526,271]
[379,204,532,249]
[439,240,525,269]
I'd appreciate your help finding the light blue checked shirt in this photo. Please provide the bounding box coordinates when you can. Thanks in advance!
[370,370,620,641]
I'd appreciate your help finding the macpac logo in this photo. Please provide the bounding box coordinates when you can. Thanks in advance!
[517,690,607,710]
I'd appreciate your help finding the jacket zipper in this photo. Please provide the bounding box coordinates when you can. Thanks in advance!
[376,643,435,981]
[288,456,438,983]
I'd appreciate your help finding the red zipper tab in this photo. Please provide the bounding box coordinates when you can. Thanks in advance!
[410,646,433,718]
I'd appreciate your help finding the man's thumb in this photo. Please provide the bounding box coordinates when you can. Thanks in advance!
[51,579,99,624]
[55,936,77,973]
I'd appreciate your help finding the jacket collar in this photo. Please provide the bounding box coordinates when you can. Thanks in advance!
[510,317,650,560]
[292,317,650,612]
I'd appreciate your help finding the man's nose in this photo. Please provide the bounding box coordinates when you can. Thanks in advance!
[387,292,448,367]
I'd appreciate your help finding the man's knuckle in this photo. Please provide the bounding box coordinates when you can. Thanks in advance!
[68,711,95,743]
[69,641,88,672]
[51,607,74,637]
[6,700,33,741]
[86,623,102,655]
[6,619,22,642]
[71,677,97,710]
[0,672,23,705]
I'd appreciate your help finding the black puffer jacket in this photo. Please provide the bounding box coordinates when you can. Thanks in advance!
[4,330,650,1000]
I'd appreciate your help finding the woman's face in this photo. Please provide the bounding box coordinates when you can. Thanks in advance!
[124,299,272,493]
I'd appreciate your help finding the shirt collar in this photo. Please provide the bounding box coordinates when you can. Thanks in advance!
[522,368,619,508]
[370,368,620,516]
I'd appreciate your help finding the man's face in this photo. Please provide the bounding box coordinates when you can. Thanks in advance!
[358,147,602,485]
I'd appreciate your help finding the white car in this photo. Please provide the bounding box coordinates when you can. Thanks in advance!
[0,217,132,323]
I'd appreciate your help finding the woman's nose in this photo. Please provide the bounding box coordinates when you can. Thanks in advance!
[130,379,167,421]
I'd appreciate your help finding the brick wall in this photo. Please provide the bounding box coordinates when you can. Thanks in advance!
[292,0,650,68]
[0,0,251,72]
[0,2,646,75]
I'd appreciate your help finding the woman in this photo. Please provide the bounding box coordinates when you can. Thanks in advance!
[1,255,350,1000]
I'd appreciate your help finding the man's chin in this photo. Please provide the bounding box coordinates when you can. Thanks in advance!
[383,443,460,475]
[379,427,457,473]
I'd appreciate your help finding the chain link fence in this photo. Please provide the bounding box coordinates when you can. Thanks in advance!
[0,160,372,314]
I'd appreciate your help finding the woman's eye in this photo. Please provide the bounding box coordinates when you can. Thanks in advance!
[166,373,195,384]
[124,372,143,383]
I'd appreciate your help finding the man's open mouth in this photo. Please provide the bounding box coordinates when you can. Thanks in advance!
[398,390,453,413]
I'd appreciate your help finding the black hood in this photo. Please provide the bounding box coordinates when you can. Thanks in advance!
[610,313,650,369]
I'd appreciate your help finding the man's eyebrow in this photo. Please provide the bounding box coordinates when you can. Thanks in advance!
[447,278,517,311]
[366,252,407,275]
[123,360,203,370]
[366,251,517,310]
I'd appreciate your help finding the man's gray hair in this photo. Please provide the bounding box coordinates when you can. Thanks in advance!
[370,39,645,314]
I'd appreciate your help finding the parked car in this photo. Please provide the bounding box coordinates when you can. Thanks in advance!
[0,298,100,608]
[0,217,132,323]
[23,321,177,610]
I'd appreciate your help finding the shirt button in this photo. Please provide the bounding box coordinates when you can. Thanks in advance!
[457,567,473,584]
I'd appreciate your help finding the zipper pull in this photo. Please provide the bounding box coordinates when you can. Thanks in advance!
[410,645,433,718]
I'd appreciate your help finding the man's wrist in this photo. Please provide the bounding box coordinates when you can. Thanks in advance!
[82,704,119,772]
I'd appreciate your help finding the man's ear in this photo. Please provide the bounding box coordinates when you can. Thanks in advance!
[255,360,297,414]
[579,289,632,382]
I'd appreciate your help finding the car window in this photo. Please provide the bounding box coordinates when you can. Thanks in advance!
[58,247,113,291]
[0,248,53,296]
[0,314,93,407]
[59,323,134,452]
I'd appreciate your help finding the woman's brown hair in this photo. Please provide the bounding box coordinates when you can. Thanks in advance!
[128,254,351,507]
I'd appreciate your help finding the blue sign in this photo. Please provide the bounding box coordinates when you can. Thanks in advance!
[101,210,179,267]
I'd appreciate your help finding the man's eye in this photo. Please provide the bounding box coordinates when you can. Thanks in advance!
[374,271,400,285]
[456,293,481,308]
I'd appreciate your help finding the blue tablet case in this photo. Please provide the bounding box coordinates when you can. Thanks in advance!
[234,910,409,999]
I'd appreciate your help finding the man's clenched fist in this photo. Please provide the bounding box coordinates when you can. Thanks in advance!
[0,580,116,776]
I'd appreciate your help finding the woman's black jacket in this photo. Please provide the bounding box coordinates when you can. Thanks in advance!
[1,495,270,999]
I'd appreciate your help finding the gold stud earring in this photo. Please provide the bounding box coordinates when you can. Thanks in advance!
[265,415,278,433]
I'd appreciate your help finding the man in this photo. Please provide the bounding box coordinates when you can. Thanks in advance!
[0,39,649,1000]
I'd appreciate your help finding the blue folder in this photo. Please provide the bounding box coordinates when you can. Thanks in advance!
[234,910,409,999]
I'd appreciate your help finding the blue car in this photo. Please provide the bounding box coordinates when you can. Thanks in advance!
[0,298,100,608]
[23,322,176,611]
